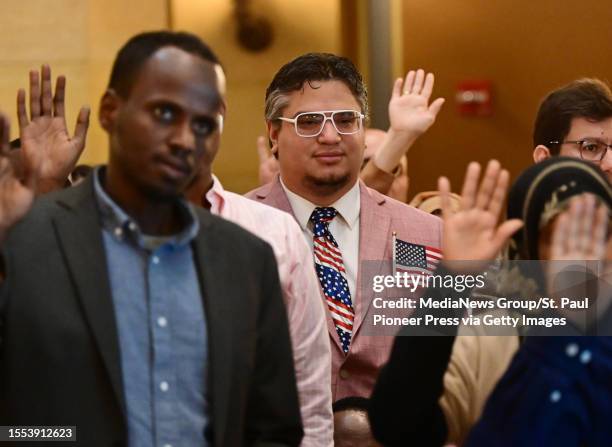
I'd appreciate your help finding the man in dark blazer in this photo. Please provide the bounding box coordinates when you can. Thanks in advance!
[0,32,302,447]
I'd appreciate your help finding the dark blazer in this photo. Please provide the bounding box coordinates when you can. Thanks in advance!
[0,176,303,447]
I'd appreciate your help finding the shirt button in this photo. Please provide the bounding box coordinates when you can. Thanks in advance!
[114,227,123,238]
[549,390,562,403]
[128,222,137,231]
[157,316,168,328]
[160,381,169,392]
[565,343,579,357]
[152,256,160,265]
[580,350,592,364]
[339,369,349,380]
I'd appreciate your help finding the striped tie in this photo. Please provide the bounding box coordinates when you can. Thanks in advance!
[310,207,354,353]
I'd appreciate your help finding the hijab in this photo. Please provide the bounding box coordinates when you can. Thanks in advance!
[506,156,612,261]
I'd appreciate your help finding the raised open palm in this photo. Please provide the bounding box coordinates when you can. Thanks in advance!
[549,194,608,262]
[389,69,445,136]
[0,114,36,243]
[439,160,523,267]
[547,194,611,326]
[17,65,89,191]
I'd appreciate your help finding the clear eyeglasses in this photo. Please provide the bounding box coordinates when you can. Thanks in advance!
[277,110,365,137]
[549,139,612,162]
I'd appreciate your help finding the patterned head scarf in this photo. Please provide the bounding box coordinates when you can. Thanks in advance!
[507,156,612,260]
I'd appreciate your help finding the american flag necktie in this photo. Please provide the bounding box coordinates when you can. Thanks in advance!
[310,207,354,353]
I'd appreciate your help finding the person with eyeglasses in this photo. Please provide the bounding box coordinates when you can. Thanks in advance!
[246,52,443,402]
[367,78,612,447]
[256,69,445,204]
[533,78,612,183]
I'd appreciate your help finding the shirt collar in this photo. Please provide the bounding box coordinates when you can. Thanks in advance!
[280,177,361,230]
[204,174,226,215]
[92,166,200,248]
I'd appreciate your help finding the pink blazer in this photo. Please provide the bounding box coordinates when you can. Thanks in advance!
[246,178,443,400]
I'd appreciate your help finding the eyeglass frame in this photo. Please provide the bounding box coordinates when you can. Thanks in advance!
[276,110,365,137]
[548,139,612,162]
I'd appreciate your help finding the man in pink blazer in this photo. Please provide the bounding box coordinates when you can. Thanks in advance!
[246,53,442,400]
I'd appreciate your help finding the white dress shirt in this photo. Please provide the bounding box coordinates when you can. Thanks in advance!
[205,175,333,447]
[280,179,361,300]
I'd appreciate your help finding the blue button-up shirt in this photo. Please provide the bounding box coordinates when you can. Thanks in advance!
[93,168,209,447]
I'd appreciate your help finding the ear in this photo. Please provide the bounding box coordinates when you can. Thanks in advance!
[267,120,282,154]
[267,120,280,146]
[98,89,121,133]
[533,144,552,163]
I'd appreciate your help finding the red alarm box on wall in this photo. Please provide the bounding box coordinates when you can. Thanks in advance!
[456,80,493,116]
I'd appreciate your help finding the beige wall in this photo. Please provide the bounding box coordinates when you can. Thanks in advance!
[0,0,169,165]
[401,0,612,198]
[0,0,341,190]
[171,0,342,193]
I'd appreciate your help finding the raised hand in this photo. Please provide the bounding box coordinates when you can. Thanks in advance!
[17,65,90,192]
[0,113,36,244]
[368,70,445,175]
[388,69,445,136]
[547,194,611,326]
[549,194,608,262]
[439,160,523,267]
[256,135,279,186]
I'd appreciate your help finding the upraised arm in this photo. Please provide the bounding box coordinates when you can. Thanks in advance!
[17,65,90,193]
[549,194,608,262]
[369,160,521,446]
[0,113,37,246]
[547,194,611,327]
[362,69,445,182]
[439,160,523,268]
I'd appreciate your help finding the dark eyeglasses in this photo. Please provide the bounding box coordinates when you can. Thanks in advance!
[549,139,612,162]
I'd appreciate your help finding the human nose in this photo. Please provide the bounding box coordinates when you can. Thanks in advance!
[169,120,196,153]
[317,116,341,143]
[599,147,612,176]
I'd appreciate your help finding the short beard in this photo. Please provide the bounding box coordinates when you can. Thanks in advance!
[303,172,351,195]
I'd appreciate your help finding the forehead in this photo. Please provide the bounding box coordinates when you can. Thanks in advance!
[128,46,222,112]
[283,80,361,115]
[566,116,612,139]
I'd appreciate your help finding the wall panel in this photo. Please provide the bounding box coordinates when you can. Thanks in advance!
[171,0,341,192]
[0,0,168,165]
[401,0,612,198]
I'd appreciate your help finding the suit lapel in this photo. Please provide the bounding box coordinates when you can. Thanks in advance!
[191,213,233,446]
[255,176,294,214]
[52,180,126,417]
[353,184,391,335]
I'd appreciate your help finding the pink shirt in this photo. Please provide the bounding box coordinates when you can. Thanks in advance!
[206,176,333,447]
